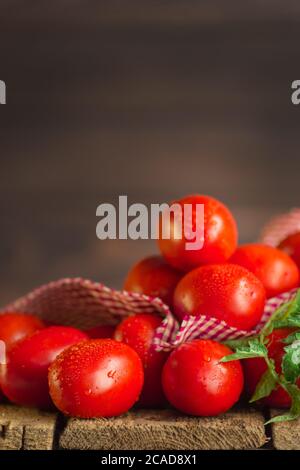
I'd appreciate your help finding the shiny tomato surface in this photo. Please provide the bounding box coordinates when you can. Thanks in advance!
[158,194,238,272]
[49,339,144,418]
[115,313,168,407]
[278,232,300,270]
[173,263,266,330]
[162,339,244,416]
[0,326,87,408]
[124,255,182,308]
[0,312,45,351]
[230,243,299,298]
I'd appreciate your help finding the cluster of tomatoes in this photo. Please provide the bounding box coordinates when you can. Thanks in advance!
[0,194,300,418]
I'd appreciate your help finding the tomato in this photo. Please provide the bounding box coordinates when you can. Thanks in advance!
[114,314,168,407]
[230,243,299,298]
[124,255,182,308]
[173,263,265,330]
[278,232,300,270]
[158,195,238,272]
[85,325,115,339]
[243,328,299,408]
[0,326,87,408]
[0,312,45,351]
[162,339,243,416]
[49,339,144,418]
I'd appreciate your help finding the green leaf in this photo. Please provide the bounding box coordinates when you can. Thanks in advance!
[220,339,267,363]
[261,289,300,336]
[266,383,300,424]
[249,366,278,403]
[282,339,300,383]
[283,331,300,345]
[224,336,257,350]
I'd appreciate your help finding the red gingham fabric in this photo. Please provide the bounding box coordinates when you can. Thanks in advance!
[259,208,300,247]
[1,278,297,353]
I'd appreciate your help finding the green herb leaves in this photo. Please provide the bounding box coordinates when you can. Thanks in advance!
[222,289,300,424]
[221,339,267,362]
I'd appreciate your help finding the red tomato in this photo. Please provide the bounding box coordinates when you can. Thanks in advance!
[85,325,115,339]
[158,195,238,272]
[0,326,87,408]
[243,328,299,408]
[230,243,299,298]
[49,339,144,418]
[162,339,243,416]
[124,255,182,308]
[278,232,300,270]
[0,312,45,351]
[114,314,168,407]
[173,263,266,330]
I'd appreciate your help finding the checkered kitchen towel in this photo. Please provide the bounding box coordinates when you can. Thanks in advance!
[1,278,297,352]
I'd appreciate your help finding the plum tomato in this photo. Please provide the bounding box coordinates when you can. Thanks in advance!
[173,263,266,330]
[243,328,299,408]
[278,232,300,270]
[0,312,45,351]
[162,339,244,416]
[48,339,144,418]
[230,243,299,298]
[85,325,115,339]
[0,326,87,408]
[114,314,168,407]
[124,255,182,308]
[158,194,238,272]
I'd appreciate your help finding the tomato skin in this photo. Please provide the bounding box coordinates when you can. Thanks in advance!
[158,195,238,272]
[124,255,182,308]
[230,243,299,299]
[173,263,266,330]
[0,312,45,351]
[278,232,300,270]
[243,328,300,408]
[0,326,87,409]
[49,339,144,418]
[162,339,243,416]
[85,325,115,339]
[114,314,168,407]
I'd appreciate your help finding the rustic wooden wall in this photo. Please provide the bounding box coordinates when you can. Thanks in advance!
[1,1,300,304]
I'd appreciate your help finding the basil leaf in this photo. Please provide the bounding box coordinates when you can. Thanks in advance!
[250,365,278,403]
[221,339,267,363]
[282,340,300,383]
[261,289,300,336]
[266,383,300,424]
[283,331,300,345]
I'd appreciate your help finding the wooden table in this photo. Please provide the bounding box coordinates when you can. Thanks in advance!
[0,403,298,450]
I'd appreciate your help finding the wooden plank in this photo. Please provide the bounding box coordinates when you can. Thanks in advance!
[60,408,267,450]
[271,410,300,450]
[0,404,57,450]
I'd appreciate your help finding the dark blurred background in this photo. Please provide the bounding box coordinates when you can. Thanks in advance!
[1,1,300,304]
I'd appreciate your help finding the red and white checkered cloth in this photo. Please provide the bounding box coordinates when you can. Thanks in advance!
[260,208,300,247]
[1,277,297,353]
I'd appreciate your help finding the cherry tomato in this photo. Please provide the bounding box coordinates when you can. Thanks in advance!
[49,339,144,418]
[85,325,115,339]
[158,194,238,272]
[0,326,87,409]
[243,328,299,408]
[124,255,182,308]
[278,232,300,270]
[162,339,243,416]
[114,314,168,407]
[230,243,299,298]
[173,263,265,330]
[0,312,45,351]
